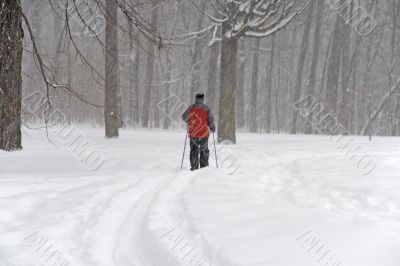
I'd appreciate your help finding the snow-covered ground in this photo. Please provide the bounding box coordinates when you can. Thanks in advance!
[1,128,399,266]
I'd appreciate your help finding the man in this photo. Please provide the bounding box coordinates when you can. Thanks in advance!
[182,93,216,171]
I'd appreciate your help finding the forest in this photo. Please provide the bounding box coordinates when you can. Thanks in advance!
[1,0,399,151]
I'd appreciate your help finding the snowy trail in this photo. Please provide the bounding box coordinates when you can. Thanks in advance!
[1,129,400,266]
[0,129,187,266]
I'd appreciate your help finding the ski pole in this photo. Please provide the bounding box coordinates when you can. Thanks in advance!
[181,129,188,169]
[212,132,218,168]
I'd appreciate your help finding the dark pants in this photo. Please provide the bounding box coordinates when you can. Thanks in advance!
[190,137,209,170]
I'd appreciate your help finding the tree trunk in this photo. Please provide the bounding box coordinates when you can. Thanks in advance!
[325,14,342,114]
[305,0,324,134]
[218,32,238,143]
[128,27,140,127]
[141,5,158,128]
[264,34,276,133]
[163,55,172,129]
[275,33,281,134]
[290,0,314,134]
[153,67,160,128]
[350,51,358,134]
[391,0,400,135]
[348,35,363,133]
[206,38,220,115]
[117,87,123,128]
[104,0,120,137]
[236,39,246,129]
[339,2,352,131]
[0,0,23,151]
[362,78,400,135]
[249,38,261,133]
[31,1,42,93]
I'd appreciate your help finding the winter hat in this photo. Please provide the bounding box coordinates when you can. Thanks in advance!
[195,92,204,99]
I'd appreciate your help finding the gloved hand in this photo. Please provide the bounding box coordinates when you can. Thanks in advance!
[210,126,216,133]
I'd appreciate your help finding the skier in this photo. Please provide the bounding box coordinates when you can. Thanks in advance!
[182,92,216,171]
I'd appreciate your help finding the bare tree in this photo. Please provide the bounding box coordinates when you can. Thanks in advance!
[325,13,342,114]
[264,33,276,133]
[249,38,261,133]
[338,2,352,131]
[0,0,23,151]
[389,0,400,135]
[305,0,324,134]
[162,54,173,129]
[128,26,140,127]
[207,0,309,143]
[206,37,220,115]
[141,4,158,128]
[104,0,120,137]
[236,39,246,129]
[290,0,315,134]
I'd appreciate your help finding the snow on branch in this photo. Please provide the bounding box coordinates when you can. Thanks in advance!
[211,0,310,39]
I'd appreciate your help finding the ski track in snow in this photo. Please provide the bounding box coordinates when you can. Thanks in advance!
[1,129,400,266]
